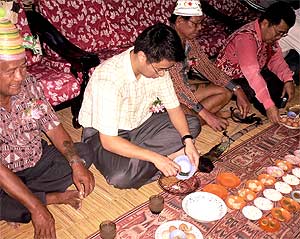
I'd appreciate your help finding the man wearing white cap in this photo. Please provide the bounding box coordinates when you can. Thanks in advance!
[0,15,95,239]
[169,0,251,131]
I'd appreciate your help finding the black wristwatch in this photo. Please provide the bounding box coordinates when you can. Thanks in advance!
[181,134,194,145]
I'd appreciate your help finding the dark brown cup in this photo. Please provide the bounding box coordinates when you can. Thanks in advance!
[149,194,164,214]
[99,220,116,239]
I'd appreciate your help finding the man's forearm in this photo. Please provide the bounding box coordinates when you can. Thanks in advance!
[167,106,191,137]
[46,124,80,162]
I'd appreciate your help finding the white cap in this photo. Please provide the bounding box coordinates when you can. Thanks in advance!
[173,0,203,17]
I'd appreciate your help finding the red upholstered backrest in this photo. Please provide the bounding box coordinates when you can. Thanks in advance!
[37,0,177,60]
[14,2,42,66]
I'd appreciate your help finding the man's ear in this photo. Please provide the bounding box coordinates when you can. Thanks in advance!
[261,19,271,30]
[137,51,147,64]
[175,16,185,27]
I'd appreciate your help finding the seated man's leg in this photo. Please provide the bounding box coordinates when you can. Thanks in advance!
[0,140,95,223]
[193,83,232,116]
[0,191,45,223]
[82,113,201,189]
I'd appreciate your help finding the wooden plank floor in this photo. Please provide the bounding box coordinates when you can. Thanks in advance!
[1,90,299,238]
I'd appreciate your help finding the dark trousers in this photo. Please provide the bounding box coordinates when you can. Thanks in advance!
[232,69,285,116]
[0,140,94,223]
[285,49,299,85]
[82,112,201,189]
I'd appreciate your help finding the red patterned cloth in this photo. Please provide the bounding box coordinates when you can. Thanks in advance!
[37,0,177,61]
[15,1,81,106]
[88,124,300,239]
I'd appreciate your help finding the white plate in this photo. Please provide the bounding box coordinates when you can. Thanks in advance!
[275,181,293,194]
[253,197,274,211]
[242,206,263,221]
[263,189,283,201]
[284,154,300,165]
[155,220,203,239]
[182,192,227,223]
[174,155,196,180]
[282,174,300,185]
[292,168,300,178]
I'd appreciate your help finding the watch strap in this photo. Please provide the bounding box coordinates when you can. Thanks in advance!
[181,134,194,145]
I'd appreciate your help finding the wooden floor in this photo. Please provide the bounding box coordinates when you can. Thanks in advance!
[1,91,299,238]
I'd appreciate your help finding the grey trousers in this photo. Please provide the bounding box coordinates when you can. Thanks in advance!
[82,112,201,189]
[0,140,94,223]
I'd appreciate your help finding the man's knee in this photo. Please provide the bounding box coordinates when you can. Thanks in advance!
[75,142,95,168]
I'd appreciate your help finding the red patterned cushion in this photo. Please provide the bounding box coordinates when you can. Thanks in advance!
[37,0,177,60]
[27,64,81,106]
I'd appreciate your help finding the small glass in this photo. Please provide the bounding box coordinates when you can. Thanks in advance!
[149,194,164,214]
[99,220,116,239]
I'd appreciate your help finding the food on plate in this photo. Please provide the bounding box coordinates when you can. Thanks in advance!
[280,115,300,129]
[238,188,256,201]
[245,180,264,192]
[266,166,284,177]
[275,160,292,171]
[271,207,291,222]
[202,184,228,200]
[258,174,276,186]
[158,175,200,195]
[216,172,241,188]
[225,195,246,210]
[161,223,196,239]
[259,217,281,232]
[280,197,300,212]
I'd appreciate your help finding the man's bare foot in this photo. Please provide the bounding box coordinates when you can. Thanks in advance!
[46,190,82,210]
[216,110,231,119]
[7,222,21,229]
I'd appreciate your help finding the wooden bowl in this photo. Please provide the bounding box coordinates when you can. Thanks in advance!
[237,188,256,201]
[259,217,281,233]
[202,184,228,200]
[225,195,246,210]
[271,207,292,222]
[275,160,293,171]
[216,172,241,188]
[280,197,300,212]
[245,179,264,192]
[258,174,276,186]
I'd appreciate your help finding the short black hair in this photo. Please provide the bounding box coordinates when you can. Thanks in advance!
[133,23,185,63]
[259,1,296,28]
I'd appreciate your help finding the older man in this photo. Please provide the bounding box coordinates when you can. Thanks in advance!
[0,17,95,239]
[216,1,296,123]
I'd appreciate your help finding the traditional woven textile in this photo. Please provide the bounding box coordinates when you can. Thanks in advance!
[88,124,300,239]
